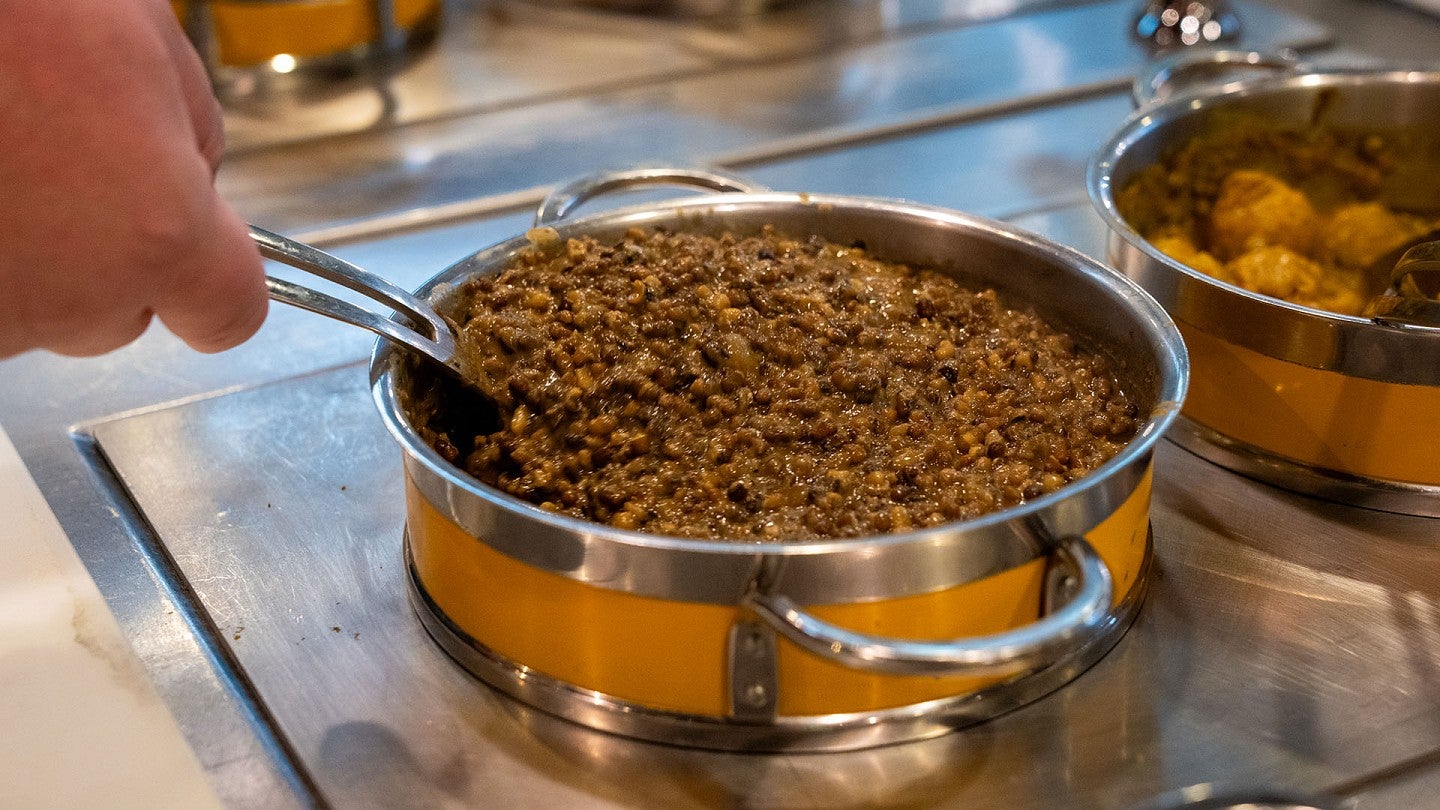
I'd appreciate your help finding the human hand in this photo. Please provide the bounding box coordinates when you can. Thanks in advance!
[0,0,267,358]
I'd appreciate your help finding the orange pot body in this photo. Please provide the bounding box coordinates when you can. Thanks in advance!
[408,466,1153,718]
[1179,321,1440,486]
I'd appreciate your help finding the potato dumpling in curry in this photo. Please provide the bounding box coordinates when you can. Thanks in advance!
[1319,202,1435,270]
[1136,169,1437,316]
[1207,170,1318,261]
[1226,245,1364,315]
[1149,232,1227,280]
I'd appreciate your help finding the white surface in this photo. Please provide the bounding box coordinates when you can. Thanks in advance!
[0,428,221,810]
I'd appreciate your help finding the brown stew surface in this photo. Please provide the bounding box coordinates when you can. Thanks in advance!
[414,226,1138,541]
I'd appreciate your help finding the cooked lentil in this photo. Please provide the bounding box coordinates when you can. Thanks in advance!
[416,226,1137,541]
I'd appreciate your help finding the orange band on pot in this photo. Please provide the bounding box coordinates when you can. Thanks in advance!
[1180,321,1440,486]
[407,468,1152,718]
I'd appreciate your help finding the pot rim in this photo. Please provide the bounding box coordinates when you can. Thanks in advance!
[1086,67,1440,383]
[370,190,1186,566]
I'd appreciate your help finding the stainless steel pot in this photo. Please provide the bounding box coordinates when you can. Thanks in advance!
[1088,52,1440,516]
[371,168,1188,751]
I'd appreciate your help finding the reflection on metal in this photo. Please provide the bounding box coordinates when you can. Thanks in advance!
[215,0,1330,235]
[741,537,1115,679]
[250,225,461,375]
[1135,783,1343,810]
[534,166,768,226]
[1129,47,1301,106]
[1133,0,1242,52]
[1365,238,1440,329]
[69,429,321,810]
[1168,418,1440,518]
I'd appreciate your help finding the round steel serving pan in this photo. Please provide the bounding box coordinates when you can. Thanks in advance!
[1088,60,1440,516]
[372,168,1188,751]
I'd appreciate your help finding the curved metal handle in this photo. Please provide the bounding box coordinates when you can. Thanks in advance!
[1132,48,1301,107]
[252,225,458,366]
[534,167,769,227]
[744,536,1114,677]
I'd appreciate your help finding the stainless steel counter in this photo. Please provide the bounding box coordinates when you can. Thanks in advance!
[6,0,1440,807]
[218,0,1333,237]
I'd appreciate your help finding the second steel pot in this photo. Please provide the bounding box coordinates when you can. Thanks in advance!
[1088,55,1440,516]
[372,168,1188,751]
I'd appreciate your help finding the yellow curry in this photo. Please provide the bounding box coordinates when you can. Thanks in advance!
[1117,123,1439,315]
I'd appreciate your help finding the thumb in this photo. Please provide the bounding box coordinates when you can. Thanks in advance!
[154,193,268,353]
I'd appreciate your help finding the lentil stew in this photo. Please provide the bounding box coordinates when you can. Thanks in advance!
[411,225,1138,541]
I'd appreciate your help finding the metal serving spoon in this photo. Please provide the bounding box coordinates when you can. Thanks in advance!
[251,225,477,389]
[1361,233,1440,328]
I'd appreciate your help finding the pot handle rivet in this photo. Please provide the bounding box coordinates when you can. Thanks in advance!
[727,619,779,721]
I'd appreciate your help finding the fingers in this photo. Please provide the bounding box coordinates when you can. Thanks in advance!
[153,193,269,354]
[142,3,264,350]
[9,183,266,357]
[182,54,227,175]
[46,308,156,358]
[147,0,226,173]
[129,2,263,353]
[0,0,261,360]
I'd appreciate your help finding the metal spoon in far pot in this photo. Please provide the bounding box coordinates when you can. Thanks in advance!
[251,225,485,396]
[1362,233,1440,328]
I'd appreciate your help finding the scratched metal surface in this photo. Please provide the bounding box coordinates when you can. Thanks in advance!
[4,0,1440,805]
[86,346,1440,808]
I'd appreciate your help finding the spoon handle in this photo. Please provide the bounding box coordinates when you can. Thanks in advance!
[1392,239,1440,299]
[251,225,458,366]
